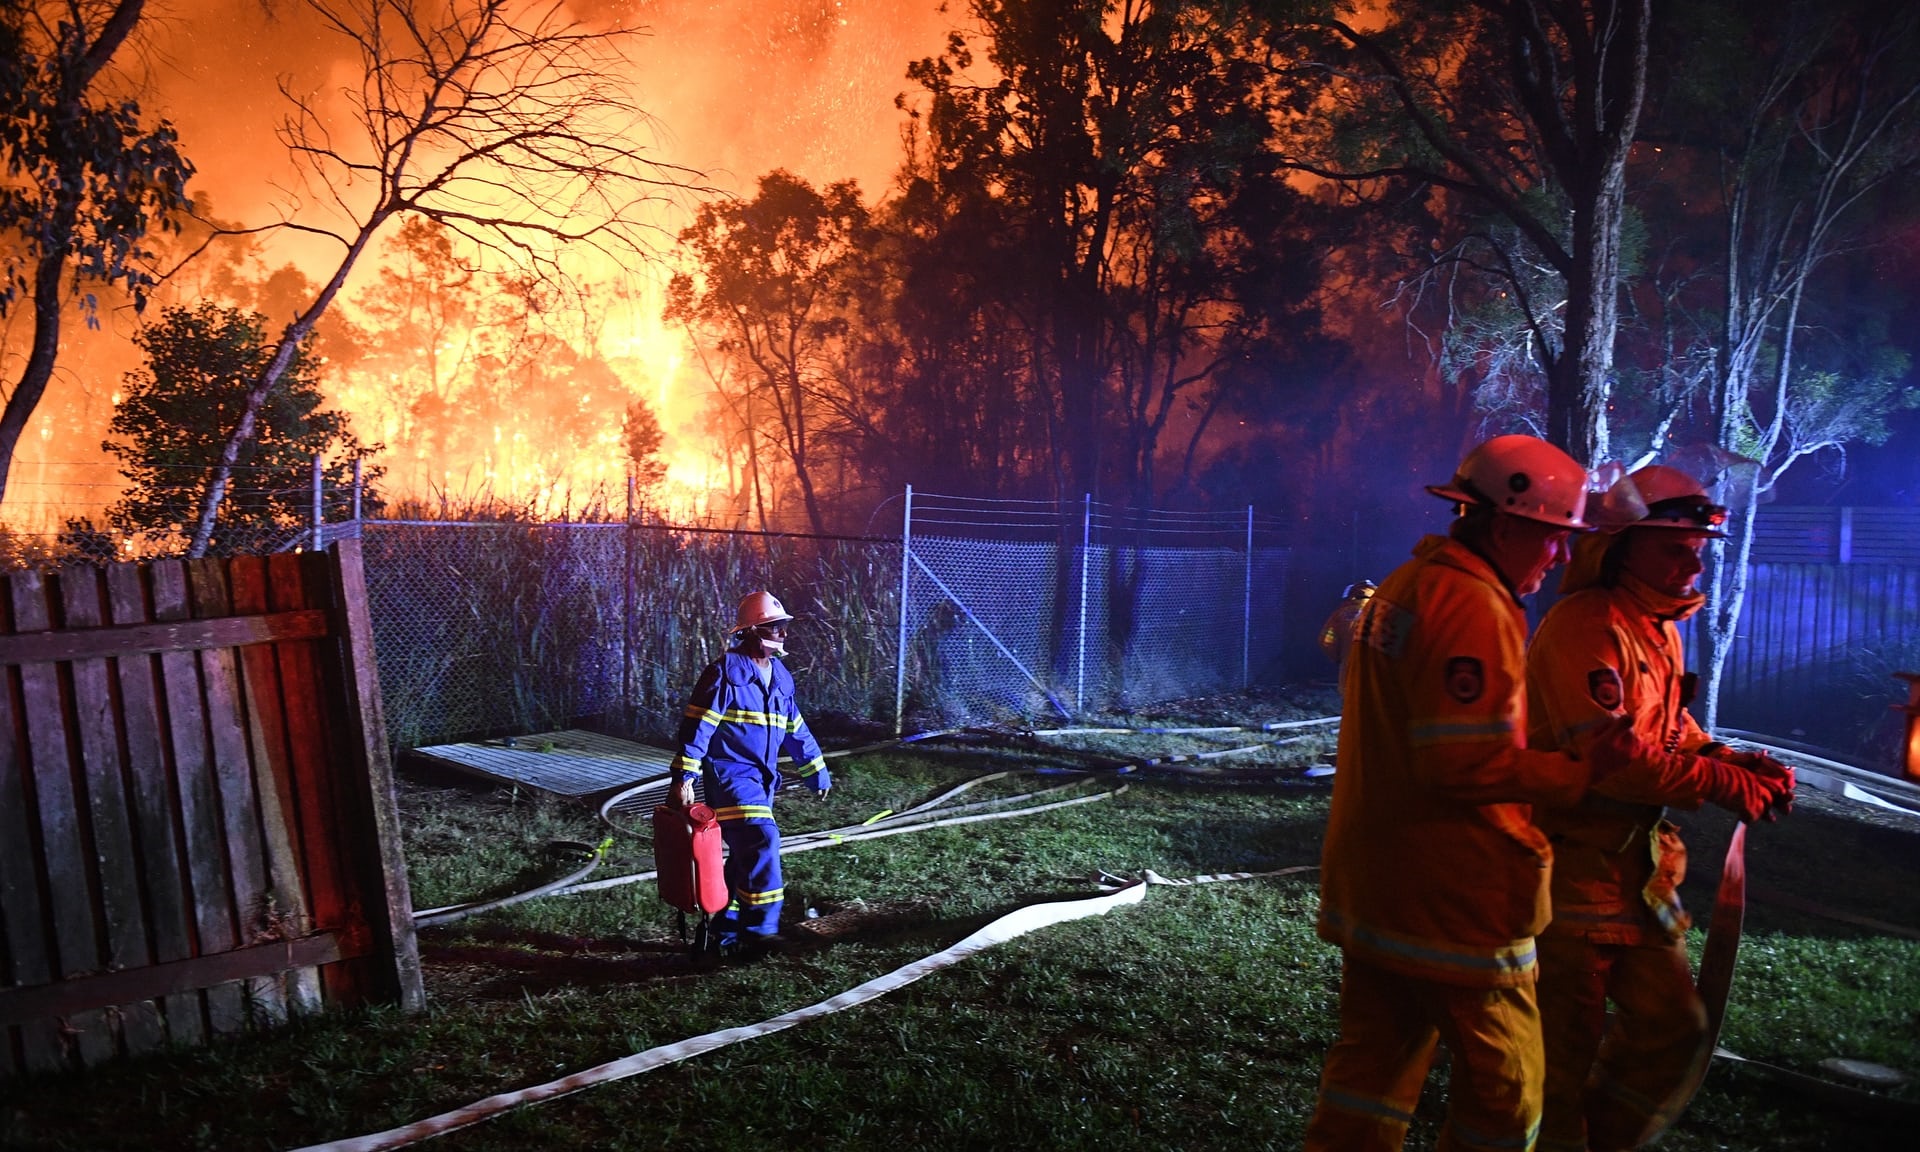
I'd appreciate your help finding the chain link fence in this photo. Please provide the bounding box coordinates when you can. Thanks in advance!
[10,459,1910,760]
[0,458,369,565]
[358,492,1290,747]
[361,520,902,748]
[898,492,1291,723]
[0,463,1293,744]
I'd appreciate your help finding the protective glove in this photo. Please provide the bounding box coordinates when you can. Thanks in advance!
[1722,749,1795,818]
[810,766,832,801]
[670,776,695,809]
[1698,757,1791,823]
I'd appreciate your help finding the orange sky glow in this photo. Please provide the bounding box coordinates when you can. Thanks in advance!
[2,0,956,531]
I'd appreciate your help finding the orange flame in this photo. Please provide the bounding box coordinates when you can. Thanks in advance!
[1,1,952,530]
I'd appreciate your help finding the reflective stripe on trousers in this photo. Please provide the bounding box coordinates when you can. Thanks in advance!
[715,820,782,941]
[1305,954,1545,1152]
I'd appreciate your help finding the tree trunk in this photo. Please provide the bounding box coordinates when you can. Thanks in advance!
[0,0,148,502]
[1556,175,1626,464]
[188,213,386,556]
[1699,488,1761,730]
[0,250,70,502]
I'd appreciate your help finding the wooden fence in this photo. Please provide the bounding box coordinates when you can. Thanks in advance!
[0,540,422,1075]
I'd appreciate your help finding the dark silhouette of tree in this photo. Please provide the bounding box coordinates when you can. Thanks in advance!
[898,0,1310,504]
[831,173,1052,500]
[0,0,191,502]
[1272,0,1652,461]
[621,396,667,499]
[104,302,380,554]
[666,171,867,534]
[182,0,702,555]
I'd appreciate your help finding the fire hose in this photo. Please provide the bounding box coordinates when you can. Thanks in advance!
[409,840,606,929]
[396,723,1915,1128]
[409,770,1129,923]
[292,865,1320,1152]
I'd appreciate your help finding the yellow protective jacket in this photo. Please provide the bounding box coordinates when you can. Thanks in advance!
[1318,535,1593,988]
[1527,559,1720,945]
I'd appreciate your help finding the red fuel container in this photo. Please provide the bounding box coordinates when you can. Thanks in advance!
[654,802,729,915]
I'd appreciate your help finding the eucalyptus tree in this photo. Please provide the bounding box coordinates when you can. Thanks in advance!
[1270,0,1652,461]
[1640,0,1920,724]
[901,0,1309,505]
[0,0,190,502]
[665,171,868,536]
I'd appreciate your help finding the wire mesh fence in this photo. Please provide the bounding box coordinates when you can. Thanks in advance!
[0,461,1296,745]
[899,490,1291,723]
[0,458,368,564]
[360,491,1292,746]
[361,520,903,748]
[7,458,1911,758]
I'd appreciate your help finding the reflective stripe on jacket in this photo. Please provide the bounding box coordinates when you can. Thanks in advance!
[1317,535,1591,988]
[1527,577,1719,944]
[673,651,827,796]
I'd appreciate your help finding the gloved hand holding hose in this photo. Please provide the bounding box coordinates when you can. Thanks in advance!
[1720,748,1795,818]
[1698,755,1794,823]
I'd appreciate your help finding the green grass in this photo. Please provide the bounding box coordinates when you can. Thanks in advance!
[1,701,1915,1151]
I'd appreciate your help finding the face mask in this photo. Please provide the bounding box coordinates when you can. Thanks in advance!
[755,627,787,658]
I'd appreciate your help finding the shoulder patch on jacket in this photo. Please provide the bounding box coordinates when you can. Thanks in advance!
[1444,657,1484,704]
[1357,596,1415,659]
[1588,667,1624,711]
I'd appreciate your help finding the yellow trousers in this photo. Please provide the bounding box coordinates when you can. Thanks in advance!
[1535,933,1710,1152]
[1305,955,1545,1152]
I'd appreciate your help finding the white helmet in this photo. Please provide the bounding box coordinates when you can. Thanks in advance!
[730,591,793,633]
[1427,434,1592,529]
[1592,464,1727,535]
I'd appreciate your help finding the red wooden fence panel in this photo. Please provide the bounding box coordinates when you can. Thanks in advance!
[0,541,421,1074]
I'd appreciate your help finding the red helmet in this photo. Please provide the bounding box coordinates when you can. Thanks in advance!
[1427,434,1592,529]
[1592,464,1727,536]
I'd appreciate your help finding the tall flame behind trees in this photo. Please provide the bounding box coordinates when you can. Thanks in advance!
[179,0,703,554]
[664,0,1342,527]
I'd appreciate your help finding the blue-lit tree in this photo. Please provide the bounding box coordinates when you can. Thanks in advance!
[1644,0,1920,723]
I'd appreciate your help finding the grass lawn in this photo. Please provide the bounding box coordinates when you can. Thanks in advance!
[1,692,1915,1151]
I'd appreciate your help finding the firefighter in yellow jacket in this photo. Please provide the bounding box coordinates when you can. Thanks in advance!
[1305,435,1644,1152]
[1526,466,1794,1151]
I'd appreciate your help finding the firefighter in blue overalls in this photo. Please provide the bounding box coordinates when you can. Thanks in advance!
[668,591,830,956]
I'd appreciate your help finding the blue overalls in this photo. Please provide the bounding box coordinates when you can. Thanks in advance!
[673,650,828,944]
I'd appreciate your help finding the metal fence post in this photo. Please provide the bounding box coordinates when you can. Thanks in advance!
[1078,492,1091,712]
[894,484,913,735]
[351,458,363,524]
[1243,505,1253,689]
[624,474,636,734]
[311,453,325,552]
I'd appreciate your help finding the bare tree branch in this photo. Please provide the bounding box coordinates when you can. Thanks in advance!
[182,0,707,555]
